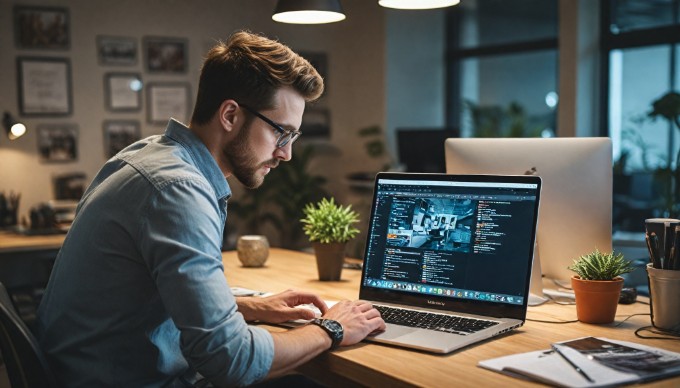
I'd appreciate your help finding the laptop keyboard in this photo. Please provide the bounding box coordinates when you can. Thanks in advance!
[375,305,499,336]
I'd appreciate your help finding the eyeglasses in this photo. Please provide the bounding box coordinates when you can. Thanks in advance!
[240,104,301,148]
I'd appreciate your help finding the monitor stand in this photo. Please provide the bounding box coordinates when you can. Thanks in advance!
[528,239,549,306]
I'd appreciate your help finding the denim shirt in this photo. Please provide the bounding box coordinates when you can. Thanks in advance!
[36,119,274,387]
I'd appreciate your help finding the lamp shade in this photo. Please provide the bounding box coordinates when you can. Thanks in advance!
[379,0,460,10]
[273,0,346,24]
[2,112,27,140]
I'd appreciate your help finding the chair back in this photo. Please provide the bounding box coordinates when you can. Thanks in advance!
[0,282,58,388]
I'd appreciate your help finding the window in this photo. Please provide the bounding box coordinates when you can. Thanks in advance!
[603,0,680,230]
[446,0,558,138]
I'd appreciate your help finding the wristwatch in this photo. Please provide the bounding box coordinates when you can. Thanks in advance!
[310,318,343,350]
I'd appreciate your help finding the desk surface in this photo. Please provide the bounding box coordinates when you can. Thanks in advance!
[223,248,680,388]
[0,231,65,253]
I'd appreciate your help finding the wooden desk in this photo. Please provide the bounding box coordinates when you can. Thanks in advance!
[223,248,680,387]
[0,231,65,253]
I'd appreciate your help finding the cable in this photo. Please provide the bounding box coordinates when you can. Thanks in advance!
[528,312,650,325]
[635,326,680,340]
[614,313,650,327]
[526,317,578,324]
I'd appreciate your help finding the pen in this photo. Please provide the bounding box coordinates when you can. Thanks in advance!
[551,344,595,383]
[670,225,680,270]
[649,232,661,269]
[645,232,655,265]
[664,222,674,269]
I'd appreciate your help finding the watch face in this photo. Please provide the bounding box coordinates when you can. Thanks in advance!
[324,319,343,333]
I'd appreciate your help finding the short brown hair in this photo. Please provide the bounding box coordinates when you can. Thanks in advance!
[190,30,324,125]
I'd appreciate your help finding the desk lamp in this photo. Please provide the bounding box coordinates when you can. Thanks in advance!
[273,0,346,24]
[3,112,27,140]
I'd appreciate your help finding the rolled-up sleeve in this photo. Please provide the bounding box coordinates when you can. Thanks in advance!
[139,177,274,386]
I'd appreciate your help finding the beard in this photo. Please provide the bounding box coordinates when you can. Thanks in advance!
[223,121,279,189]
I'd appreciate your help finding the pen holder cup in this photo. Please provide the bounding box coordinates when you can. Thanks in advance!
[647,263,680,332]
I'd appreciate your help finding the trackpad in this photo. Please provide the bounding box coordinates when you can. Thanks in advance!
[369,323,419,340]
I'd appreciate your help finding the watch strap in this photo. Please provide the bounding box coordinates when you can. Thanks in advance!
[311,318,343,350]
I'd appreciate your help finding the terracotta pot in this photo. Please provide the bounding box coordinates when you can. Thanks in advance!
[312,242,346,281]
[571,276,623,324]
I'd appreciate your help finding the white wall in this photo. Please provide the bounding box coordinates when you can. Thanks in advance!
[0,0,386,221]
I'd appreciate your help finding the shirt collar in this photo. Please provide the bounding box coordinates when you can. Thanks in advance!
[164,119,231,201]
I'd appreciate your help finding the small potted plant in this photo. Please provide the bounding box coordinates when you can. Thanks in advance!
[301,197,360,281]
[568,249,634,324]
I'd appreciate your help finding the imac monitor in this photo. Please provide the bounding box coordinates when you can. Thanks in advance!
[445,137,612,286]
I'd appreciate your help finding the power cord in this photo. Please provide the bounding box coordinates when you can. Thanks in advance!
[527,307,651,325]
[526,317,578,324]
[635,326,680,340]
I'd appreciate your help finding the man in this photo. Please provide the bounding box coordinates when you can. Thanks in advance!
[36,30,385,387]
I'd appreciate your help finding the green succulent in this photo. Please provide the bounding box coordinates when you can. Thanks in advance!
[568,249,634,281]
[300,198,360,244]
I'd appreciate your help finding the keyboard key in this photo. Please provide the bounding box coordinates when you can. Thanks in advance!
[375,305,499,336]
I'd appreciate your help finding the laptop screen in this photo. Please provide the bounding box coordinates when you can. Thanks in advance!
[360,173,541,317]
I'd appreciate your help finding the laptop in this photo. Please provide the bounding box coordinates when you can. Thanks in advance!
[359,172,541,353]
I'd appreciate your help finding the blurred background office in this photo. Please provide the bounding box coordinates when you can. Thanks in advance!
[0,0,678,253]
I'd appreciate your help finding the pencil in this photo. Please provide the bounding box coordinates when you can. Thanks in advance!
[649,232,661,269]
[551,344,595,383]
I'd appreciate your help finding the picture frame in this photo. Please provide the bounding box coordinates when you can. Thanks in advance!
[299,108,330,139]
[17,57,72,116]
[147,83,191,124]
[37,124,78,163]
[103,120,141,158]
[143,36,188,73]
[97,35,137,66]
[14,5,70,50]
[104,72,142,111]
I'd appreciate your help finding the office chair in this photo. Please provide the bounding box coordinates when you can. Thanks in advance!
[0,282,58,388]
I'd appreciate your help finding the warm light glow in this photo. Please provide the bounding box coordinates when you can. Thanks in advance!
[272,10,346,24]
[9,123,26,140]
[378,0,460,10]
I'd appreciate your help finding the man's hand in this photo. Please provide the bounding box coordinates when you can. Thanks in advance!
[321,300,386,346]
[236,289,328,323]
[265,298,386,378]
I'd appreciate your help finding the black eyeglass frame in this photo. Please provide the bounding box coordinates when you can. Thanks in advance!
[240,104,301,148]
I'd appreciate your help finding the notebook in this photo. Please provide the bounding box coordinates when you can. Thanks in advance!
[359,172,542,353]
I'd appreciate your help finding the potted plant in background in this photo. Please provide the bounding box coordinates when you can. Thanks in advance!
[301,197,360,281]
[568,249,634,324]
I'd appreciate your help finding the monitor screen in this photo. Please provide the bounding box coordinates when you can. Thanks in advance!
[396,128,459,173]
[445,137,612,284]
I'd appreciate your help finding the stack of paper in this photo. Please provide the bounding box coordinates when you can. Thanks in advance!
[479,337,680,387]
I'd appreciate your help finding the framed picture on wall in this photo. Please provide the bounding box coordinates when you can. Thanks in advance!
[17,57,72,116]
[299,108,330,138]
[104,72,142,111]
[143,36,188,73]
[147,83,190,124]
[103,120,141,158]
[97,35,137,66]
[37,124,78,163]
[14,5,70,50]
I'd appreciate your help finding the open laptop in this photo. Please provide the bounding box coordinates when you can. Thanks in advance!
[359,172,541,353]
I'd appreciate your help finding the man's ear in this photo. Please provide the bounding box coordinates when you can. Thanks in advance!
[218,100,240,132]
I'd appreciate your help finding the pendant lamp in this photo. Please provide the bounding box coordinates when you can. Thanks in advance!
[273,0,346,24]
[379,0,460,10]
